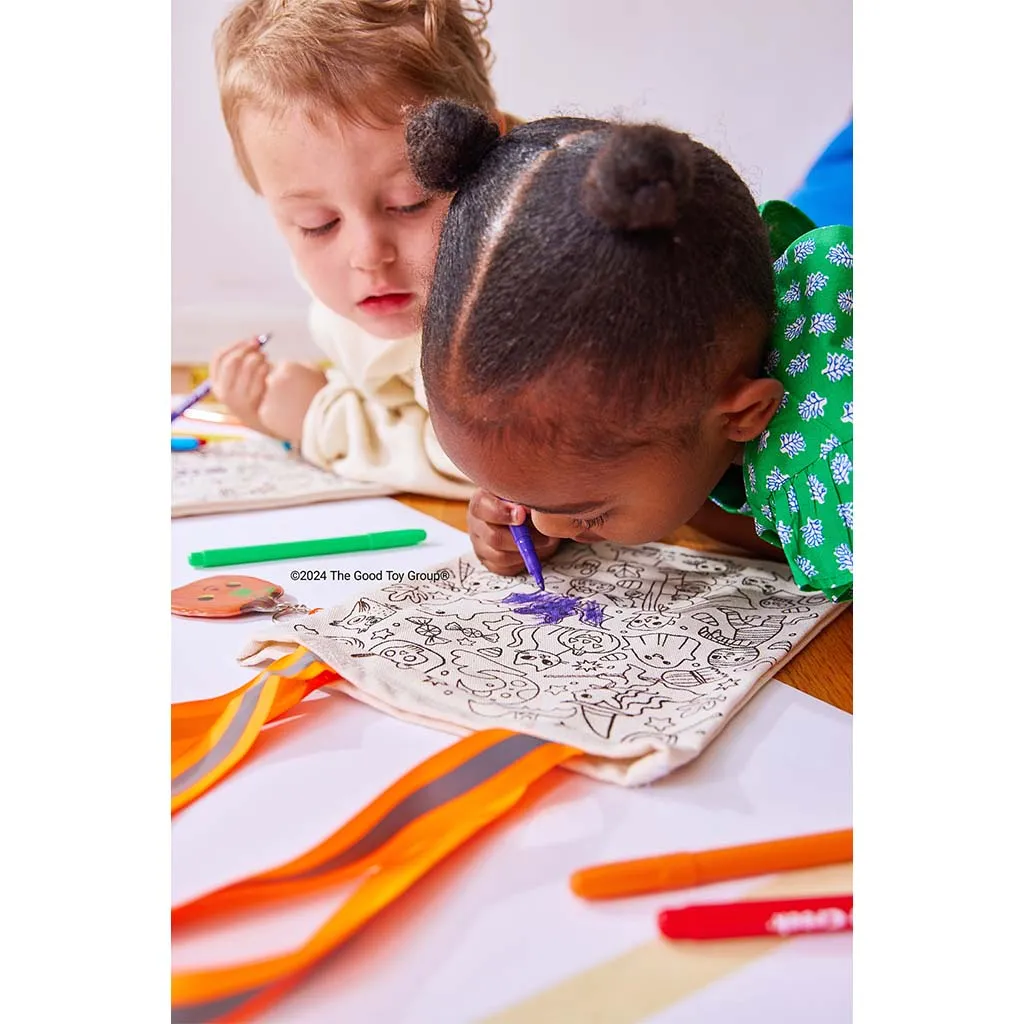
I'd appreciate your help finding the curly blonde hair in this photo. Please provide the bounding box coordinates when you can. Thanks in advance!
[215,0,498,191]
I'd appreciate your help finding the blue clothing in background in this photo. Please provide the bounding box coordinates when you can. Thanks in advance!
[788,118,852,228]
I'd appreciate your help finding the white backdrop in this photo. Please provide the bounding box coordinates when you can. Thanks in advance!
[172,0,852,363]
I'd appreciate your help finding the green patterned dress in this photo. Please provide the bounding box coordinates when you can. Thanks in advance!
[710,201,853,603]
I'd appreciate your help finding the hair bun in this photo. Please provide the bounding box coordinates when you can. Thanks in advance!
[406,99,501,193]
[582,124,697,231]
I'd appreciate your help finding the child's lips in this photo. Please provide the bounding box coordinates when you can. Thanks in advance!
[357,292,414,315]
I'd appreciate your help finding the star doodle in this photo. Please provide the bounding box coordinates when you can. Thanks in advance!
[643,716,677,732]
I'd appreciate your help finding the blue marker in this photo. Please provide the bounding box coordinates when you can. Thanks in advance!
[172,437,205,452]
[508,517,545,590]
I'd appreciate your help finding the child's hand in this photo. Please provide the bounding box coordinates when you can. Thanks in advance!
[208,337,270,430]
[258,361,328,448]
[467,490,562,576]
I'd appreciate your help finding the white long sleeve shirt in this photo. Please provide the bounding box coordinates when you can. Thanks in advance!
[299,296,474,500]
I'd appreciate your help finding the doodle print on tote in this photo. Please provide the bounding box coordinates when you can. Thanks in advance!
[241,541,846,778]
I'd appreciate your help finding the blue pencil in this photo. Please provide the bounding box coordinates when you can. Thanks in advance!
[171,333,271,423]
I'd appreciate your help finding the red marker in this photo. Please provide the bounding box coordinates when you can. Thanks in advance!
[658,893,853,940]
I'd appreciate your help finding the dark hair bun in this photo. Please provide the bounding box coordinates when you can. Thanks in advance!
[406,99,501,193]
[582,124,697,231]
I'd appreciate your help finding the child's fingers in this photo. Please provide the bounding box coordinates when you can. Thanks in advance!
[469,489,526,527]
[468,526,564,580]
[207,357,235,402]
[211,337,257,373]
[235,351,269,402]
[471,537,530,576]
[209,342,238,378]
[207,349,233,395]
[484,559,530,577]
[468,516,524,556]
[245,363,270,408]
[468,490,563,575]
[213,343,250,386]
[239,354,270,397]
[469,515,561,575]
[468,520,510,555]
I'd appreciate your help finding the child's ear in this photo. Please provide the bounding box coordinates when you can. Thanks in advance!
[716,377,784,443]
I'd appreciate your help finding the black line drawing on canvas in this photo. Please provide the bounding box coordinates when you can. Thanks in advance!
[243,540,843,783]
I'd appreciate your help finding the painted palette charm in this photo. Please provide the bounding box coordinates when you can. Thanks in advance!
[172,575,286,619]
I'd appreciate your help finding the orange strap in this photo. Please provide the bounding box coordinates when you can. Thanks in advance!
[172,679,265,762]
[174,726,539,922]
[171,649,339,815]
[172,729,580,1022]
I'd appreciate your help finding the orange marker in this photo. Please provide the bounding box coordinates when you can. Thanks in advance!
[570,828,852,901]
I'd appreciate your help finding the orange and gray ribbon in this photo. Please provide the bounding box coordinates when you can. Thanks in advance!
[172,728,581,1021]
[171,648,339,814]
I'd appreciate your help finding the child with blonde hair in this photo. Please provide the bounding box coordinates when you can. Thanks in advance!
[207,0,515,498]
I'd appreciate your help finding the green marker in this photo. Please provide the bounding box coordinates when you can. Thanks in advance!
[188,529,427,569]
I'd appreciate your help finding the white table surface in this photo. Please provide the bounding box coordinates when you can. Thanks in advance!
[172,496,852,1023]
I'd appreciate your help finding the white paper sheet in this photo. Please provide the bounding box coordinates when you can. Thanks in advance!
[172,434,394,517]
[171,681,851,1022]
[171,498,851,1022]
[171,498,472,702]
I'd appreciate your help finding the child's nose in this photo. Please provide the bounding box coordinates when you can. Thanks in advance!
[348,221,396,271]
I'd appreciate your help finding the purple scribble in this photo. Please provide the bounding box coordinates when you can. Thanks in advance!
[580,600,605,627]
[502,592,605,627]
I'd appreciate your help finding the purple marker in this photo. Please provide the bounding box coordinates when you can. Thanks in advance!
[171,333,271,423]
[508,517,545,590]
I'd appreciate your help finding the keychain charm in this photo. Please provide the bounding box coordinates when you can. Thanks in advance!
[172,575,308,620]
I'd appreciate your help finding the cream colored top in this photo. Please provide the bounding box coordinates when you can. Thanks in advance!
[299,295,474,500]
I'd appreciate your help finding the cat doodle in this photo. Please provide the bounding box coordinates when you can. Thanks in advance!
[623,611,678,633]
[631,632,700,671]
[330,598,397,634]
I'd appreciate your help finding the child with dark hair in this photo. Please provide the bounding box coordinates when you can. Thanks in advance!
[405,101,853,602]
